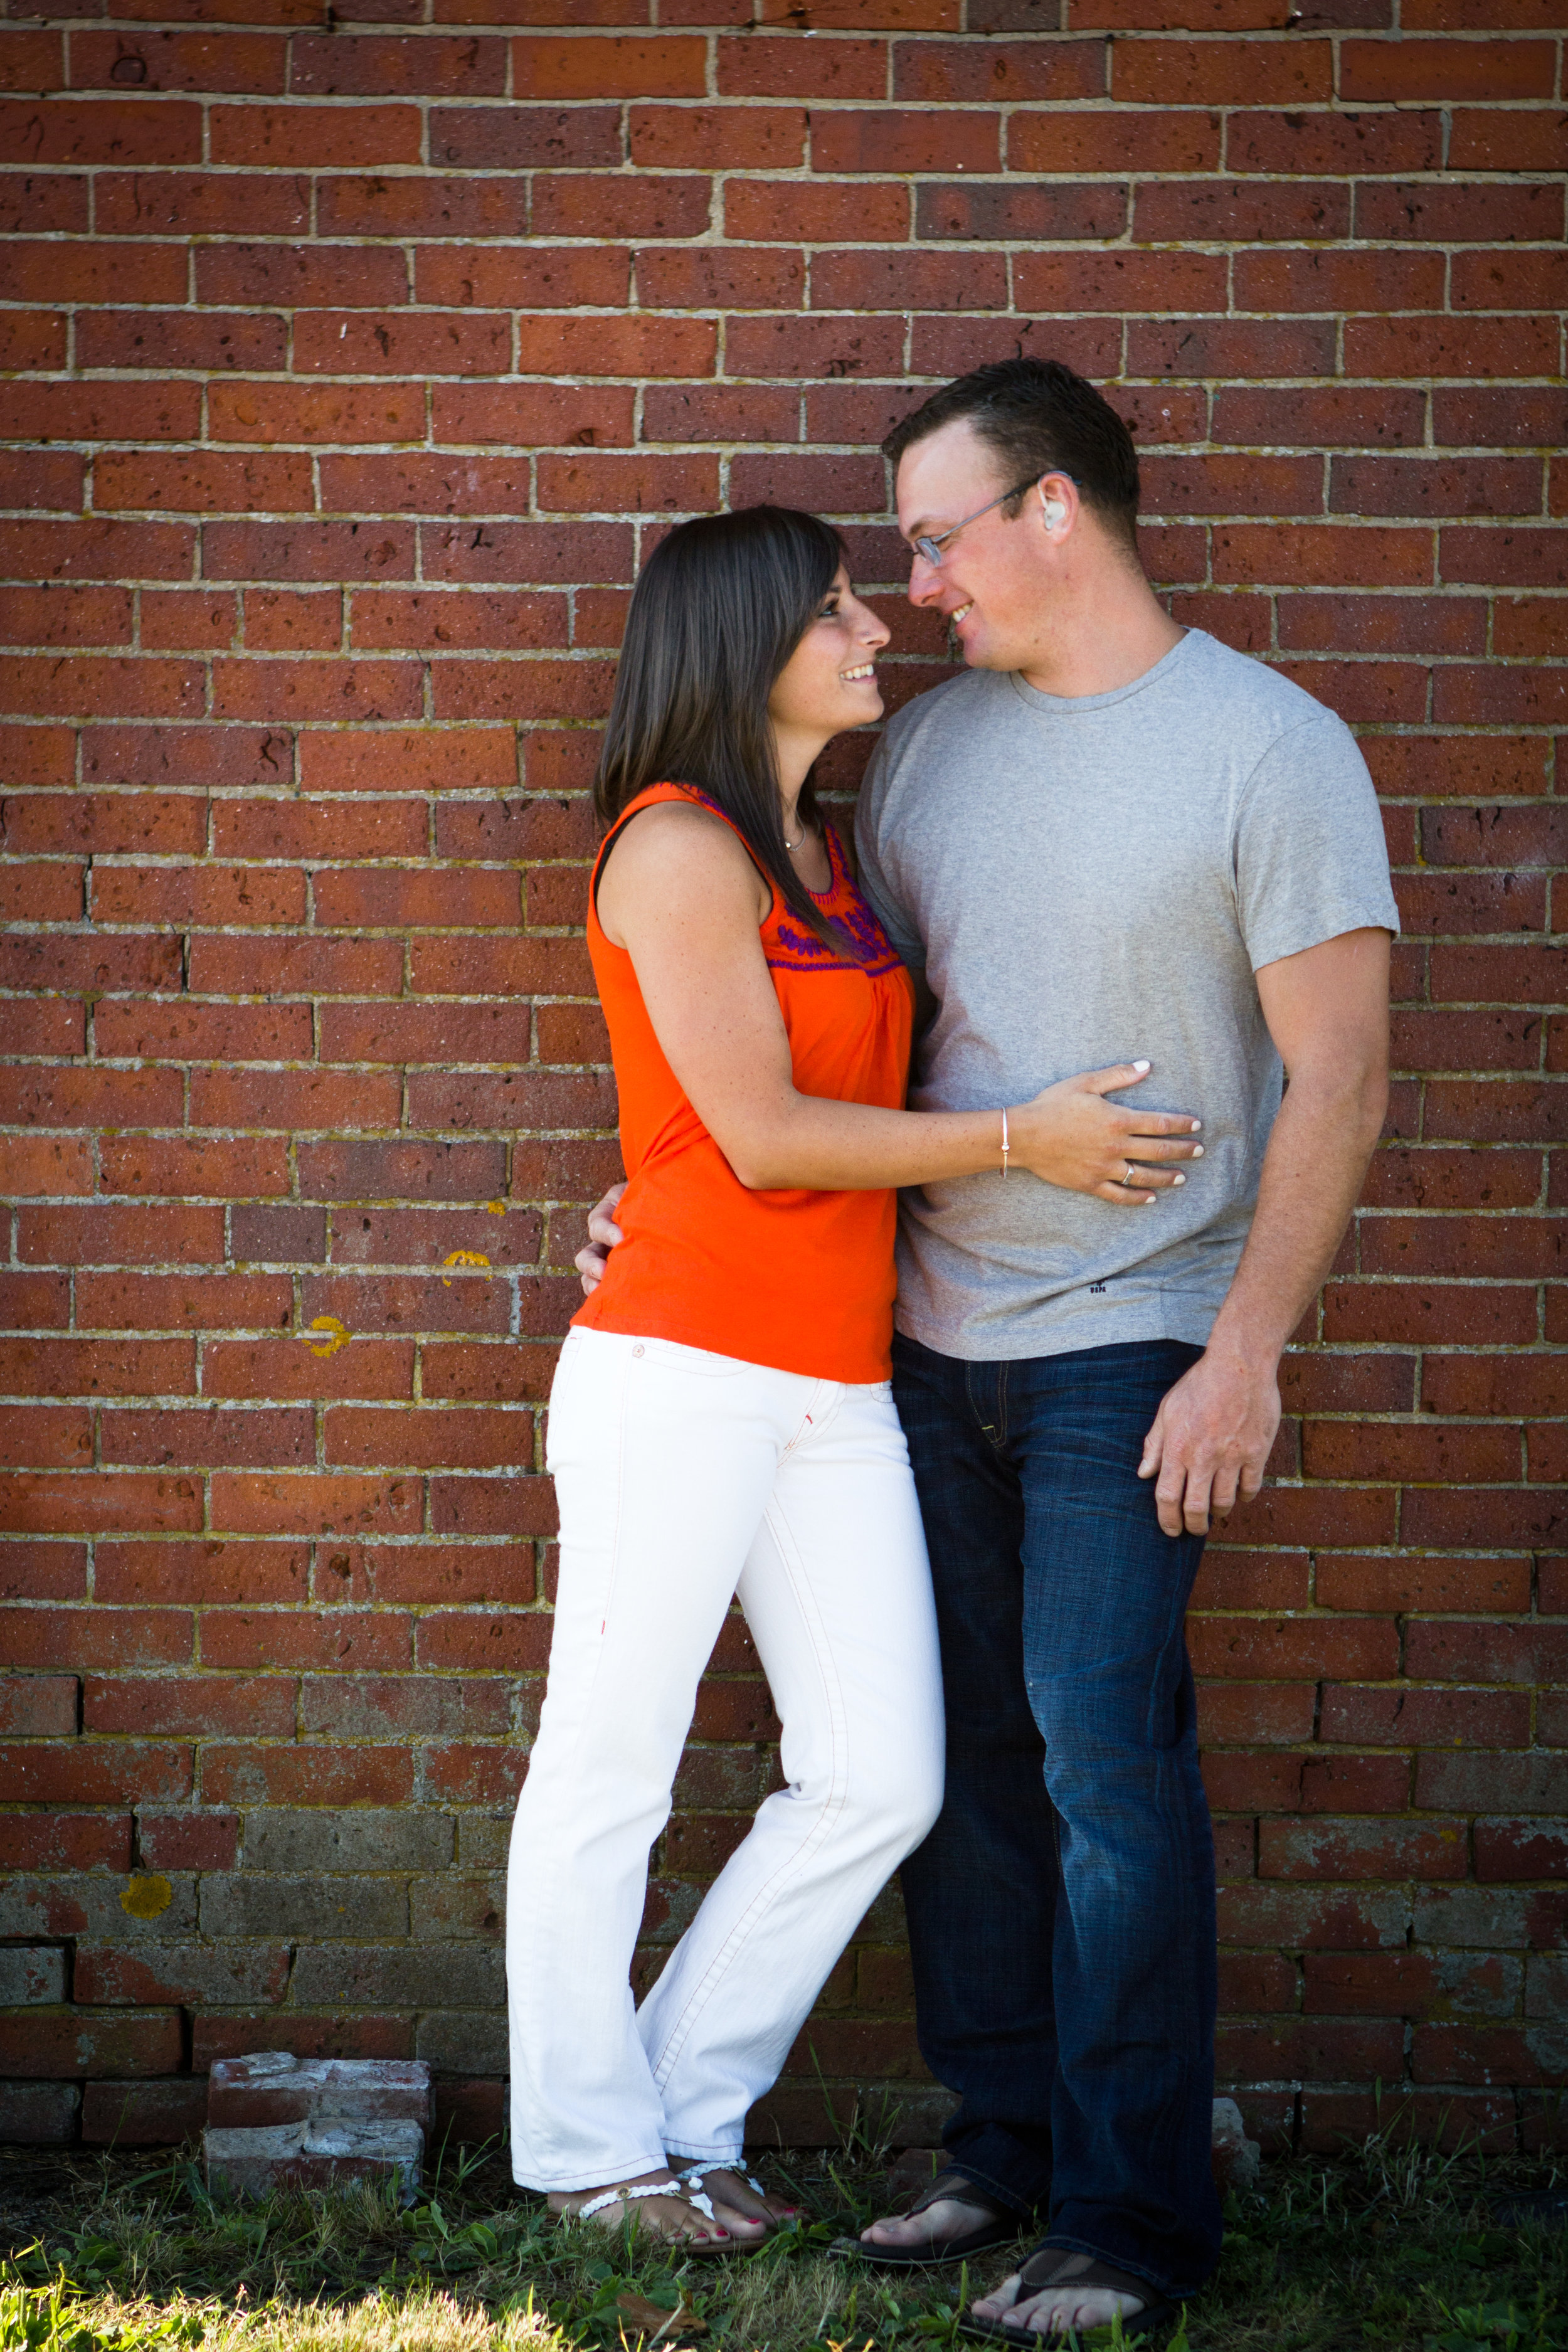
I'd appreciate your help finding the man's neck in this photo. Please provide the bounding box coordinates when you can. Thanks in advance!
[1015,573,1186,701]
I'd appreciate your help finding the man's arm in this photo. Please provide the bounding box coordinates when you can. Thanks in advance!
[1138,925,1391,1537]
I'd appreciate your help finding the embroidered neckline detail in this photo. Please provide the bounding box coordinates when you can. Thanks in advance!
[647,784,904,978]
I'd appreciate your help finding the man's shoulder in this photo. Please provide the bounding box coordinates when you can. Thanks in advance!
[1185,631,1356,759]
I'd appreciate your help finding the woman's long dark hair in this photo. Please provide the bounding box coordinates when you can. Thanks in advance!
[594,505,848,948]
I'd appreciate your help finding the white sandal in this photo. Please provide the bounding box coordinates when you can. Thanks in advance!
[566,2179,731,2252]
[677,2161,793,2230]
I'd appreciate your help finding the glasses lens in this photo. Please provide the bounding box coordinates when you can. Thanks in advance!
[914,537,942,566]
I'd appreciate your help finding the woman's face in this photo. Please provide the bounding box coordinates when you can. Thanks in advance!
[768,567,891,744]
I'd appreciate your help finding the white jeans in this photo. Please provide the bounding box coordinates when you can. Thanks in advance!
[506,1324,945,2190]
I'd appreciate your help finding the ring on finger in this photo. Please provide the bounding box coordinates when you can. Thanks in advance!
[1119,1160,1137,1187]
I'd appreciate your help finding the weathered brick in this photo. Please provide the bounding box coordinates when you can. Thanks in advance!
[206,2051,432,2129]
[205,2116,424,2198]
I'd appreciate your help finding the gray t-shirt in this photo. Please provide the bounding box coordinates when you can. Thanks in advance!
[854,628,1400,1362]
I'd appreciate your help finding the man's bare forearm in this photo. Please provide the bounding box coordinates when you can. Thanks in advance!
[1205,1062,1387,1374]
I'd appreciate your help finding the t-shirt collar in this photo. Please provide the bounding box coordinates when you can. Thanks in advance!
[1007,626,1200,719]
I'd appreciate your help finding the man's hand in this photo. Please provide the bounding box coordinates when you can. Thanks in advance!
[1137,1349,1281,1537]
[1137,924,1390,1541]
[575,1182,627,1296]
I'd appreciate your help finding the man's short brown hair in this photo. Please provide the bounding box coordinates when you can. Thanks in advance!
[884,357,1142,558]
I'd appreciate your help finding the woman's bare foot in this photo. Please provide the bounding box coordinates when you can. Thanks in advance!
[860,2192,999,2254]
[548,2168,732,2249]
[970,2256,1145,2339]
[684,2168,797,2239]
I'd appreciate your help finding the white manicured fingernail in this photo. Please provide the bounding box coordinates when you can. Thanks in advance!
[1190,1120,1202,1131]
[1192,1144,1204,1157]
[1133,1059,1150,1073]
[1172,1173,1185,1186]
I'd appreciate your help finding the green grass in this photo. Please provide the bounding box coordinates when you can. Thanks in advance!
[3,2109,1565,2352]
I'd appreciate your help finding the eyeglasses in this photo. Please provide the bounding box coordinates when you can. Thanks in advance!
[909,474,1073,568]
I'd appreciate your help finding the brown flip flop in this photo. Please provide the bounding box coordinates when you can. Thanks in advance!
[958,2245,1178,2343]
[833,2167,1025,2268]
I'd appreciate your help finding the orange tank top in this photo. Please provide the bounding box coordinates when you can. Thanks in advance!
[573,781,916,1384]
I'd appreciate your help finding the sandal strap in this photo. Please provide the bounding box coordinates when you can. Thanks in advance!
[904,2168,1009,2223]
[679,2161,765,2199]
[576,2183,718,2224]
[1015,2247,1152,2304]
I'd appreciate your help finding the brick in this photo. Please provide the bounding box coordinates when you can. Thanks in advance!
[0,240,186,307]
[82,2078,208,2148]
[292,33,506,93]
[1341,36,1556,100]
[1303,1949,1520,2021]
[1321,1684,1528,1749]
[244,1809,453,1873]
[0,1948,66,2006]
[206,2051,432,2129]
[96,172,306,238]
[717,36,886,96]
[70,29,285,92]
[810,109,997,172]
[77,1941,290,2007]
[137,1814,239,1872]
[1259,1817,1469,1880]
[1449,106,1568,171]
[1407,1619,1568,1683]
[1225,105,1441,175]
[204,2116,424,2198]
[431,103,622,169]
[513,33,704,92]
[3,380,202,445]
[514,312,716,381]
[201,1744,413,1809]
[1010,107,1220,174]
[1356,180,1563,245]
[0,2082,82,2145]
[1138,178,1348,243]
[1115,36,1331,102]
[1141,319,1341,384]
[1475,1821,1568,1882]
[531,173,709,240]
[0,2010,182,2080]
[210,103,421,167]
[1318,1554,1530,1613]
[415,244,627,311]
[292,310,511,379]
[0,98,203,167]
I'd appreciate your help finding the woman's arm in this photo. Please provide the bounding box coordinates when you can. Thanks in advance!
[598,803,1202,1202]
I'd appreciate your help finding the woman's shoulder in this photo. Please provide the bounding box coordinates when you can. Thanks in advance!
[596,788,770,936]
[605,790,751,872]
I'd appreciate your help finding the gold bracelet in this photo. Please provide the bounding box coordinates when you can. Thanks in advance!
[1000,1106,1010,1179]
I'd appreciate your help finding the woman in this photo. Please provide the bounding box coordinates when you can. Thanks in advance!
[506,506,1203,2252]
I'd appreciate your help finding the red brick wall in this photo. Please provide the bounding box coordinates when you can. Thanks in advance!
[1,0,1564,2156]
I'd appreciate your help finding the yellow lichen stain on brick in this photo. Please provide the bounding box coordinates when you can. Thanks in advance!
[442,1250,491,1286]
[120,1874,172,1920]
[485,1201,506,1215]
[301,1314,351,1358]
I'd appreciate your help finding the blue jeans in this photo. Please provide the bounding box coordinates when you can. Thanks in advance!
[893,1332,1222,2300]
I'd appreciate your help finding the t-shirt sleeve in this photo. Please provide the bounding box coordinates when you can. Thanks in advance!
[1234,716,1401,973]
[852,735,927,972]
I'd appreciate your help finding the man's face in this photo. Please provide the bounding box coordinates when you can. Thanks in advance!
[894,416,1053,674]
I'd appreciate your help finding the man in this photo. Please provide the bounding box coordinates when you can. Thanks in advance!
[579,358,1397,2340]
